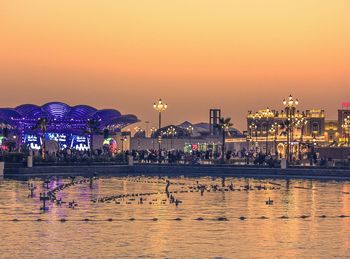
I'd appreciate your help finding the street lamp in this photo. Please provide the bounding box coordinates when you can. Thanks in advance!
[153,99,167,151]
[342,115,350,147]
[282,94,299,162]
[167,126,176,149]
[251,112,262,152]
[295,115,308,160]
[261,108,274,155]
[269,122,279,156]
[187,125,193,146]
[150,127,157,138]
[153,99,167,130]
[249,123,258,151]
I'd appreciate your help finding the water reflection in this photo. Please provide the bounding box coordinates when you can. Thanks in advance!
[0,176,349,257]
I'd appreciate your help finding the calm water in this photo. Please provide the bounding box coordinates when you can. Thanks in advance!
[0,174,350,258]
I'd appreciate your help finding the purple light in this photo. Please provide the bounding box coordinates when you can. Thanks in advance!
[0,102,139,135]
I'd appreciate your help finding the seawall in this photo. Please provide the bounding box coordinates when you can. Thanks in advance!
[4,164,350,181]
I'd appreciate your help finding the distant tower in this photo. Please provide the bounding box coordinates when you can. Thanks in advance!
[209,109,221,136]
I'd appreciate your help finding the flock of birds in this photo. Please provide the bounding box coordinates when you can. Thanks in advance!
[28,176,97,210]
[27,175,286,214]
[90,176,281,207]
[22,176,350,221]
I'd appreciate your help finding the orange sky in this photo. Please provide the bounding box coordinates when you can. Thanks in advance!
[1,0,349,130]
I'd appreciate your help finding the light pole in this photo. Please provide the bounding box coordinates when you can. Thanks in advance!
[249,123,258,152]
[251,112,261,152]
[167,126,176,149]
[153,99,167,151]
[187,125,193,146]
[342,115,350,147]
[269,122,279,156]
[261,108,273,155]
[296,115,307,160]
[153,99,167,130]
[283,95,299,163]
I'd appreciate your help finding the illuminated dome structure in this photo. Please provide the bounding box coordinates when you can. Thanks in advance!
[0,102,139,150]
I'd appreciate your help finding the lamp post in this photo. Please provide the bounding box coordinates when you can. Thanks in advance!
[249,123,258,152]
[153,99,167,130]
[251,112,261,152]
[167,126,176,149]
[153,99,167,151]
[296,116,308,160]
[342,115,350,147]
[261,108,273,155]
[282,95,299,163]
[269,122,279,156]
[187,125,193,146]
[150,127,157,138]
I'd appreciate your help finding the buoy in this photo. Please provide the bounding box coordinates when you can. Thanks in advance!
[265,197,273,205]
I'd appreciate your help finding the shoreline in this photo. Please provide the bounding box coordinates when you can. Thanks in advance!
[3,164,350,181]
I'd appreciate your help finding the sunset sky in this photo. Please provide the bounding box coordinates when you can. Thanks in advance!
[1,1,349,130]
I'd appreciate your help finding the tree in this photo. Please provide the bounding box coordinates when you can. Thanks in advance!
[34,118,48,159]
[216,117,233,163]
[86,118,101,154]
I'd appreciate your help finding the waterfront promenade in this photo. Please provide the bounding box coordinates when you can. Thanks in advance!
[4,163,350,180]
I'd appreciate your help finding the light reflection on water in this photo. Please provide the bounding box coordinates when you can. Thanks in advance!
[0,175,350,258]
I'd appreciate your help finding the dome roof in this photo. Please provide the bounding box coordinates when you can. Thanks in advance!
[68,105,97,120]
[0,102,139,130]
[41,102,71,119]
[15,104,45,119]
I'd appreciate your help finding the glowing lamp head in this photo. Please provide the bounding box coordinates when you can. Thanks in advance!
[153,99,168,112]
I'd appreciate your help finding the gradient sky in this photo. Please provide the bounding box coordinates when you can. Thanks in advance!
[1,1,349,130]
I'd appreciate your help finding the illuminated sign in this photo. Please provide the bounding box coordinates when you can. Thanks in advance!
[70,135,90,151]
[46,133,67,142]
[24,134,42,150]
[342,102,350,108]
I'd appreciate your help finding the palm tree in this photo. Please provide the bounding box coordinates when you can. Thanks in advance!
[86,118,101,154]
[34,118,48,159]
[216,117,233,163]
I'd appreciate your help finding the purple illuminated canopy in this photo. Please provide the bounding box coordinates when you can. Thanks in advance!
[0,102,139,134]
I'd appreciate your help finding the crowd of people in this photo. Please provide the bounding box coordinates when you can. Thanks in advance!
[0,142,347,168]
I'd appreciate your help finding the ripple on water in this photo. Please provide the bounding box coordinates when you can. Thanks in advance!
[0,176,349,257]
